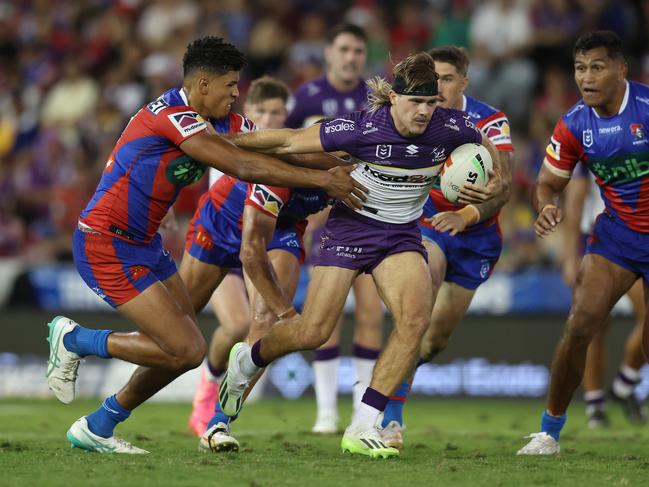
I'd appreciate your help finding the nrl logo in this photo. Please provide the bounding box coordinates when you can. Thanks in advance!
[582,129,593,148]
[375,144,392,159]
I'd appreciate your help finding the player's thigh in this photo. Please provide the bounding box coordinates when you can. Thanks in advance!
[210,272,250,333]
[178,251,228,313]
[428,281,475,341]
[118,279,204,356]
[571,254,638,333]
[371,251,432,327]
[352,273,383,325]
[301,265,358,341]
[626,278,645,320]
[423,239,447,290]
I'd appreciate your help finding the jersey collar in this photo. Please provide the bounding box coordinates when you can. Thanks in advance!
[461,95,467,111]
[179,87,190,106]
[591,80,629,118]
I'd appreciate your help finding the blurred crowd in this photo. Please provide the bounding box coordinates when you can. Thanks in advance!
[1,0,649,273]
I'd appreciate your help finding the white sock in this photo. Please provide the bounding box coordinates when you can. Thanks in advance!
[612,365,641,398]
[352,357,376,412]
[313,358,339,419]
[350,401,381,431]
[240,345,261,377]
[584,389,606,415]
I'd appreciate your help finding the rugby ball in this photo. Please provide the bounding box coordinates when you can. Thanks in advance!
[440,143,492,203]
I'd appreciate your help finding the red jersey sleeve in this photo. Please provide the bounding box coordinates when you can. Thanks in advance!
[245,184,292,218]
[475,111,514,152]
[153,105,208,146]
[543,118,584,178]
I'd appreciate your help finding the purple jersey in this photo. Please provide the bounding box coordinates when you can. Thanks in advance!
[285,76,369,128]
[319,105,481,223]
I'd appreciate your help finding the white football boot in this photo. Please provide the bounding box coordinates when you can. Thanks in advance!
[46,316,82,404]
[199,422,240,453]
[219,342,257,417]
[379,420,404,450]
[516,432,560,455]
[67,417,148,454]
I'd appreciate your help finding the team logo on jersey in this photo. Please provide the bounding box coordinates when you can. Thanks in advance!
[582,129,594,148]
[322,99,339,116]
[480,261,490,278]
[169,111,207,137]
[375,144,392,159]
[630,123,645,140]
[482,117,512,147]
[546,136,561,160]
[166,155,206,186]
[251,185,283,217]
[431,146,446,163]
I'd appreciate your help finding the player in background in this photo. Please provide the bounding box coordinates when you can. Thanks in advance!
[562,165,646,429]
[45,37,363,454]
[518,31,649,455]
[187,76,295,436]
[377,46,514,449]
[287,22,384,433]
[220,52,503,458]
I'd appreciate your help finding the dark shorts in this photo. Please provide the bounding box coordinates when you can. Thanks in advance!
[185,195,304,267]
[315,203,427,274]
[587,212,649,283]
[419,221,502,290]
[73,228,177,308]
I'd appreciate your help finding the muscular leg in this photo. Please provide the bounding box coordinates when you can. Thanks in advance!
[255,266,359,362]
[209,274,251,371]
[546,254,637,416]
[351,274,384,410]
[113,273,207,410]
[368,252,432,397]
[178,252,229,314]
[582,319,610,427]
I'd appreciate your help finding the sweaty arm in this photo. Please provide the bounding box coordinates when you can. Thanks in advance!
[227,124,324,154]
[532,163,571,237]
[180,130,365,207]
[239,205,293,317]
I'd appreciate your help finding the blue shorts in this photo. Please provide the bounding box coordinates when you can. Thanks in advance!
[419,222,502,290]
[587,212,649,283]
[185,196,304,268]
[73,228,177,308]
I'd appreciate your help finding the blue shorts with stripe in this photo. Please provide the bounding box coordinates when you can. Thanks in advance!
[419,222,502,290]
[185,197,304,268]
[73,228,177,308]
[587,212,649,283]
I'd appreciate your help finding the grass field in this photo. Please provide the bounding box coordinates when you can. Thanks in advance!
[2,397,649,487]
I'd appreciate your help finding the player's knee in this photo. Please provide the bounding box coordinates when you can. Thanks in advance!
[174,336,207,371]
[565,306,604,344]
[395,313,430,337]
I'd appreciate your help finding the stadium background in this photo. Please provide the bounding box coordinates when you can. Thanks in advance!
[1,0,649,405]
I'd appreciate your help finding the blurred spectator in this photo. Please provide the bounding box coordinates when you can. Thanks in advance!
[468,0,537,128]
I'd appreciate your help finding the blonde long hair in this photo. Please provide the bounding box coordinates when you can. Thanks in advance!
[366,52,437,112]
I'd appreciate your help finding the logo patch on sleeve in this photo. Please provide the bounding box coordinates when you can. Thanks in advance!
[546,136,561,160]
[251,185,284,217]
[168,111,207,137]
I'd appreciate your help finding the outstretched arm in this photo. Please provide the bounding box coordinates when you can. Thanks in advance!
[239,205,294,317]
[180,130,366,208]
[228,124,324,154]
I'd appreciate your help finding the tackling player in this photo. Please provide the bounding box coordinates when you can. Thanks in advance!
[219,52,503,458]
[286,23,384,432]
[518,31,649,455]
[45,37,363,454]
[187,76,295,436]
[377,45,514,449]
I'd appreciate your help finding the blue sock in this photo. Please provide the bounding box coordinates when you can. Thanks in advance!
[540,410,567,441]
[381,382,411,428]
[207,400,235,429]
[86,395,131,438]
[63,326,112,358]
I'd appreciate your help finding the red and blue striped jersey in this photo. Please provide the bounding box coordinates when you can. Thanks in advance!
[544,81,649,232]
[424,95,513,230]
[80,88,209,244]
